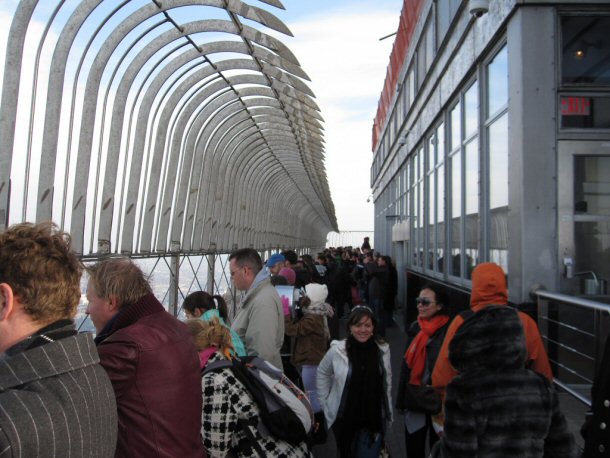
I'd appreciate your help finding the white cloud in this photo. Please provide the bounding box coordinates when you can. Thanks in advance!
[281,4,401,231]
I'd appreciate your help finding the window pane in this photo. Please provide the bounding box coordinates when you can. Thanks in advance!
[409,68,416,104]
[450,103,461,151]
[489,113,509,273]
[418,46,426,89]
[451,151,462,276]
[488,46,508,117]
[411,155,419,267]
[437,164,445,272]
[428,135,436,170]
[574,156,610,283]
[403,78,409,116]
[418,180,424,266]
[437,123,445,164]
[426,19,434,71]
[465,139,479,279]
[436,0,451,47]
[428,170,435,270]
[464,81,479,138]
[562,16,610,85]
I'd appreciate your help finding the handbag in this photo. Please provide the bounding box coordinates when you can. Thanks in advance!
[403,383,442,414]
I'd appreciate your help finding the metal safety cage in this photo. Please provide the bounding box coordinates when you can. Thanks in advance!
[0,0,338,256]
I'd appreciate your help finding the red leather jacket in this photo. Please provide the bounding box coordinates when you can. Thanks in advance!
[97,293,205,458]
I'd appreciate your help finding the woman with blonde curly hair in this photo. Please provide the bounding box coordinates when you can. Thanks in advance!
[185,318,310,458]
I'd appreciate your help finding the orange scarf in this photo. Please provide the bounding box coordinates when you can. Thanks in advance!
[405,315,450,385]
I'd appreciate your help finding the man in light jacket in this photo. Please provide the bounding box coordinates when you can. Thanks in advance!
[230,247,284,369]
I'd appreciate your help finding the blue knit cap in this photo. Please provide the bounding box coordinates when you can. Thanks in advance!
[266,253,285,268]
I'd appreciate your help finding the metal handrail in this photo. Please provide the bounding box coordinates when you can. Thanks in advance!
[553,378,591,407]
[534,289,610,314]
[533,289,610,408]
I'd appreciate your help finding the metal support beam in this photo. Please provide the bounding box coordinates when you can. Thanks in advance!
[207,254,215,295]
[169,253,180,317]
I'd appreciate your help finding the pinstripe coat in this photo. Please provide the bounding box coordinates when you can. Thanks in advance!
[0,327,117,458]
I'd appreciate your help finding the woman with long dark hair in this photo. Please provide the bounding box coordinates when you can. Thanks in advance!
[396,284,451,457]
[317,306,393,457]
[183,291,247,357]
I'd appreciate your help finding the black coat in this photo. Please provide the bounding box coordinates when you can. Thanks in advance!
[395,319,448,412]
[366,263,389,302]
[583,332,610,457]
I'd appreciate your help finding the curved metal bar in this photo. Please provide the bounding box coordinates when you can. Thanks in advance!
[0,0,39,230]
[1,1,337,256]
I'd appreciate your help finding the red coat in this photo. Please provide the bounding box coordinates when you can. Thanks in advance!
[97,293,205,458]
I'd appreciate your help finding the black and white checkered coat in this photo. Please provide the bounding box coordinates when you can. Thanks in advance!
[0,331,117,457]
[201,352,310,458]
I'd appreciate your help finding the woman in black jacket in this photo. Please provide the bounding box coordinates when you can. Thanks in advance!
[396,284,451,458]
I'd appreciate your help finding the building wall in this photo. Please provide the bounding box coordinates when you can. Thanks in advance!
[371,0,610,310]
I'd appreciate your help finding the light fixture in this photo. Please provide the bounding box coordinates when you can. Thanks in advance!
[573,39,603,60]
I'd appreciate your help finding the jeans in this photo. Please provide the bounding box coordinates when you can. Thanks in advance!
[353,429,383,458]
[300,365,320,412]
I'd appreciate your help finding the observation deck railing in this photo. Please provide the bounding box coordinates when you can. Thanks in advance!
[534,289,610,407]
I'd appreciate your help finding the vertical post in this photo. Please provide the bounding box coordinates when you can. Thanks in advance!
[169,253,180,317]
[206,253,215,294]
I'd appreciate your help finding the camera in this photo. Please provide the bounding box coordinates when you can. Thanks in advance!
[469,0,489,18]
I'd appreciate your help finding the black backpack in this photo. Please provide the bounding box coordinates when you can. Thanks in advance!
[203,356,314,446]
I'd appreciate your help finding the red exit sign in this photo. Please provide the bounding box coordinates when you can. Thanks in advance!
[561,96,591,116]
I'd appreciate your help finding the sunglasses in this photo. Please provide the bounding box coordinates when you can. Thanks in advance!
[415,297,433,305]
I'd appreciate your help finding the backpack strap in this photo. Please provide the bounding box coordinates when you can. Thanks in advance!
[202,359,233,375]
[201,359,267,458]
[234,417,267,458]
[459,309,475,321]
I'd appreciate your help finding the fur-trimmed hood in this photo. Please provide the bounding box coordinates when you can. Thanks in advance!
[449,305,526,374]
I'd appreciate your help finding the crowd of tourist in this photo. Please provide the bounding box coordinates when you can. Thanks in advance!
[0,222,605,457]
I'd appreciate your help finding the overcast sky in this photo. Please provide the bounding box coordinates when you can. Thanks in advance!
[273,0,403,231]
[0,0,403,235]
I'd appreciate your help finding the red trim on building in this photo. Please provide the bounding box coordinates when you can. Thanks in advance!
[372,0,424,153]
